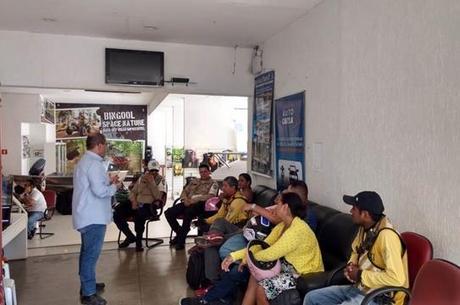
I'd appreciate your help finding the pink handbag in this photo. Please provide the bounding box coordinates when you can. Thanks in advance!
[246,239,281,281]
[204,196,221,211]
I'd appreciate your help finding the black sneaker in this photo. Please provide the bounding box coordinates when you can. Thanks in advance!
[179,297,207,305]
[81,294,107,305]
[135,244,144,252]
[169,236,178,246]
[119,237,136,248]
[79,282,105,296]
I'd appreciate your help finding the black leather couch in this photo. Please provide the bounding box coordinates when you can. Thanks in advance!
[296,201,358,297]
[251,185,358,299]
[252,185,278,208]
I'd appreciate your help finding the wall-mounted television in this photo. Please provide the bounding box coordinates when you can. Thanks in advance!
[105,48,164,86]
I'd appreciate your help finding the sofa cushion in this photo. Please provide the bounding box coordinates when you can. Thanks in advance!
[309,202,341,233]
[317,213,357,270]
[253,185,278,208]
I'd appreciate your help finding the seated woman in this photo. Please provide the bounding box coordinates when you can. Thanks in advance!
[20,180,47,239]
[223,192,324,305]
[238,173,254,203]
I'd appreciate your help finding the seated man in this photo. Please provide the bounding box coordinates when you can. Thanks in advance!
[19,180,47,239]
[202,175,249,236]
[165,163,219,250]
[196,176,250,282]
[304,191,408,305]
[114,160,166,252]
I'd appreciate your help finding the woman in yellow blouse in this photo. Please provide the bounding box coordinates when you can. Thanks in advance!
[221,192,324,305]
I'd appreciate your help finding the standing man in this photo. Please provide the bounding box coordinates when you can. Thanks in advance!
[303,191,408,305]
[73,133,121,305]
[165,163,219,250]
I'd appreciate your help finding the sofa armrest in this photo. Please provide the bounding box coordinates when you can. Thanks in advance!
[297,265,351,297]
[327,264,350,286]
[297,271,331,297]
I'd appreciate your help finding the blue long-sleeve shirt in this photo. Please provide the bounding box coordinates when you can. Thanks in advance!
[72,151,117,230]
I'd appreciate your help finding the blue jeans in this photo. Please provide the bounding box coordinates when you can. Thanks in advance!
[303,285,378,305]
[204,264,249,303]
[219,233,248,259]
[79,224,106,296]
[27,211,44,235]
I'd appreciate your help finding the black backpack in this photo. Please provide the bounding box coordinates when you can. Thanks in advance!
[186,249,208,290]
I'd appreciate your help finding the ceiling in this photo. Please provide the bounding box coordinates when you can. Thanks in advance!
[0,0,323,47]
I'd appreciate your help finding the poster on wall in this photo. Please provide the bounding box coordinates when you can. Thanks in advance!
[41,99,55,124]
[275,91,305,191]
[55,103,147,174]
[55,103,147,140]
[251,70,275,177]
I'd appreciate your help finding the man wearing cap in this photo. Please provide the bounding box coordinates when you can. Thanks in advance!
[303,191,408,305]
[114,160,166,251]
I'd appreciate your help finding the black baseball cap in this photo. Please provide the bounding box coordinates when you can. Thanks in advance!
[343,191,384,215]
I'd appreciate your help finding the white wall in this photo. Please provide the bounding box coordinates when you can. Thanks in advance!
[0,30,253,97]
[1,93,41,174]
[149,94,248,165]
[148,95,184,163]
[257,0,460,263]
[183,95,248,152]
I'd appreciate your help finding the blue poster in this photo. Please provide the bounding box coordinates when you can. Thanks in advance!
[275,92,305,191]
[251,71,275,177]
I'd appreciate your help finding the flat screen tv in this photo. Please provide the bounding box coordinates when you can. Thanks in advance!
[105,48,164,86]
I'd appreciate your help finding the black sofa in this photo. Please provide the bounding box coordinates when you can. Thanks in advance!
[251,185,358,299]
[252,185,279,208]
[296,201,358,297]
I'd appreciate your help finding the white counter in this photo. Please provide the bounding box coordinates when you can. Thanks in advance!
[2,212,28,260]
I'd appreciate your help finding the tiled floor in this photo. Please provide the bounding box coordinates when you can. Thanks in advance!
[10,166,251,305]
[11,244,195,305]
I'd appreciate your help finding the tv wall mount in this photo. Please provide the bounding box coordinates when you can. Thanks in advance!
[164,77,196,86]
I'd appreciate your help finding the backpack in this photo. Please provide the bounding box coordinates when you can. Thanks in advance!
[186,249,208,290]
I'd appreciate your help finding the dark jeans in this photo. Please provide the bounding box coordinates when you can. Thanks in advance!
[79,224,106,296]
[165,201,206,245]
[27,211,44,235]
[204,264,249,303]
[113,201,155,243]
[204,219,243,282]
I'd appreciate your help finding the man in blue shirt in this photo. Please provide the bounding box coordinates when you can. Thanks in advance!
[72,133,121,305]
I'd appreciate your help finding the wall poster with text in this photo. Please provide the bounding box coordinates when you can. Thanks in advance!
[55,103,147,174]
[275,91,305,191]
[251,70,274,177]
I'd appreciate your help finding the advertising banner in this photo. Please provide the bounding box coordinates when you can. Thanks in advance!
[41,98,55,124]
[251,71,274,177]
[275,92,305,191]
[55,103,147,140]
[55,103,147,174]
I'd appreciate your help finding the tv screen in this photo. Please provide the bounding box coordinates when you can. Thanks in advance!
[105,48,164,86]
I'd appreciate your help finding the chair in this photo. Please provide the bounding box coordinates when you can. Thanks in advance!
[362,259,460,305]
[116,191,167,249]
[144,191,167,248]
[168,176,202,242]
[361,231,433,305]
[38,189,57,239]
